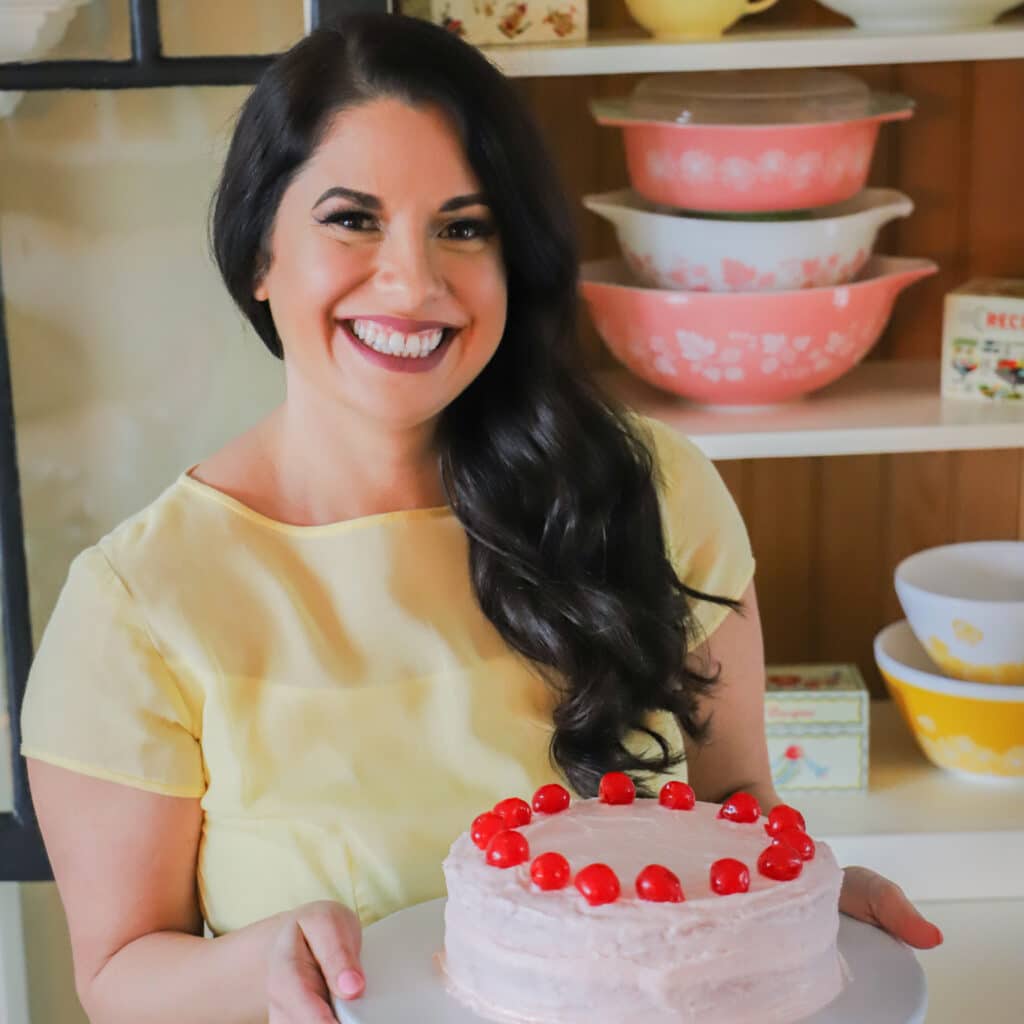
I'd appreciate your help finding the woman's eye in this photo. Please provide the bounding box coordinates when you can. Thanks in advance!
[440,219,495,242]
[320,209,378,232]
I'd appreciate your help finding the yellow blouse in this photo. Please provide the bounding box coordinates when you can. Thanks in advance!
[21,416,754,933]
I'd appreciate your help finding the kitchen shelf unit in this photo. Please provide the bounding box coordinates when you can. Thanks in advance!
[482,18,1024,77]
[597,361,1024,460]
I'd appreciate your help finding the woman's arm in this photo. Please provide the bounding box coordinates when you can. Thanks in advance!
[682,580,943,950]
[681,580,778,809]
[28,759,364,1024]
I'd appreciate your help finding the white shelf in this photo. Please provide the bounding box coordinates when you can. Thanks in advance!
[789,702,1024,903]
[481,20,1024,77]
[598,360,1024,460]
[913,899,1022,1023]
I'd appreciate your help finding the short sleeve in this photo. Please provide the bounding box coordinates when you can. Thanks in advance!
[20,545,206,798]
[637,416,756,647]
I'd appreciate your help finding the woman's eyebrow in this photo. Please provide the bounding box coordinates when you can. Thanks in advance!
[440,192,489,212]
[313,186,381,210]
[312,186,488,213]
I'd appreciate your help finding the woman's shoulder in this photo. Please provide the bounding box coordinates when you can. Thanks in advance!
[625,413,719,493]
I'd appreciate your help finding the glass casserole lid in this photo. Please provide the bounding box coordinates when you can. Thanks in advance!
[591,69,914,126]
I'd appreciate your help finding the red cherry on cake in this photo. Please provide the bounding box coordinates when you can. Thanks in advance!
[598,772,636,805]
[574,863,621,905]
[531,851,571,890]
[532,784,571,815]
[717,792,761,823]
[710,858,750,895]
[485,829,530,869]
[772,828,816,861]
[765,804,807,836]
[658,781,695,810]
[635,865,685,903]
[471,811,505,851]
[757,842,803,881]
[493,797,532,828]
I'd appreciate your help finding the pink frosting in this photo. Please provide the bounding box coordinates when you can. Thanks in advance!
[442,798,846,1023]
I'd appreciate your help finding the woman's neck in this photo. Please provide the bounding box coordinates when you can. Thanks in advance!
[261,401,448,525]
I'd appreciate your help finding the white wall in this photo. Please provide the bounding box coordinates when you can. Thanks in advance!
[2,3,306,1020]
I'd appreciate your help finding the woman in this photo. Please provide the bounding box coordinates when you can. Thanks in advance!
[21,13,941,1024]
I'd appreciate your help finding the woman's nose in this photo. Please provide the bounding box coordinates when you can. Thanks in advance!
[375,231,446,308]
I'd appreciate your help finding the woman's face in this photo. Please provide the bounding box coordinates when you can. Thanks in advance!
[254,97,507,433]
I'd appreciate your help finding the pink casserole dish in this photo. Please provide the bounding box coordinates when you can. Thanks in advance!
[591,70,915,213]
[580,255,937,405]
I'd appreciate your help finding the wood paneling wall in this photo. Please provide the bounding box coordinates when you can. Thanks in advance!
[512,0,1024,693]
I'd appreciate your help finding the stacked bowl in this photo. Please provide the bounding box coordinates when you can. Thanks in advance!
[875,542,1024,780]
[582,69,938,406]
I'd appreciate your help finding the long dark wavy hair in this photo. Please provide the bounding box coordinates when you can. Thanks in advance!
[209,12,741,797]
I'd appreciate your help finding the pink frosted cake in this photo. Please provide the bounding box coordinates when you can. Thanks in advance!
[441,775,845,1023]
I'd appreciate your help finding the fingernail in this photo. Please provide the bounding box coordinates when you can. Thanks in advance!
[337,969,364,998]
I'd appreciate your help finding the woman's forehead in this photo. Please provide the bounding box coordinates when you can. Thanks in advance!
[304,98,483,200]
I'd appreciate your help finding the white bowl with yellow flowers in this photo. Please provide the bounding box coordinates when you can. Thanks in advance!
[894,541,1024,686]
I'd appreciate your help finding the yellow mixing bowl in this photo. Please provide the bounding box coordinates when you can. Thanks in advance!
[875,621,1024,780]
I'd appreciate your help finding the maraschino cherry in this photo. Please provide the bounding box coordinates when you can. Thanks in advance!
[636,865,685,903]
[765,804,807,836]
[471,811,504,851]
[772,828,816,861]
[485,829,530,869]
[531,852,571,890]
[717,792,761,823]
[493,797,532,828]
[710,857,750,895]
[575,863,621,905]
[757,843,803,881]
[532,784,571,815]
[658,781,695,810]
[598,772,636,805]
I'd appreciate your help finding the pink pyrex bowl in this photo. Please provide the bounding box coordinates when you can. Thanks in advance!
[591,97,913,213]
[580,255,937,405]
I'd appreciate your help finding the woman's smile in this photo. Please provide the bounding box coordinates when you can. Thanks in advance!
[338,317,459,374]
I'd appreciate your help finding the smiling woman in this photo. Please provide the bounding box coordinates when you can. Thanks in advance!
[18,11,939,1024]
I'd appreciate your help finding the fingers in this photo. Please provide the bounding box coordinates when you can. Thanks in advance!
[869,874,944,949]
[841,866,944,949]
[298,902,366,1002]
[267,918,341,1024]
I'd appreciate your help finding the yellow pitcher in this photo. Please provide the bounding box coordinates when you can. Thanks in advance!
[624,0,780,39]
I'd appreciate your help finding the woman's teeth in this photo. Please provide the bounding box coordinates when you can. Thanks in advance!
[349,319,447,358]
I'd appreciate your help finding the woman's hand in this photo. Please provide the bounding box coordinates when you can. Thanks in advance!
[840,866,943,949]
[267,900,365,1023]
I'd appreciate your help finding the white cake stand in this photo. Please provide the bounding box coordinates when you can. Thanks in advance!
[333,897,926,1024]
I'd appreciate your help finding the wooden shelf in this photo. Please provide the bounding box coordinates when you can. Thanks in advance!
[481,19,1024,77]
[597,360,1024,460]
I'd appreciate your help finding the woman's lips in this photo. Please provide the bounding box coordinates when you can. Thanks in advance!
[338,320,455,374]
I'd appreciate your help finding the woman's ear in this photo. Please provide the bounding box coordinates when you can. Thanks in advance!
[253,250,271,302]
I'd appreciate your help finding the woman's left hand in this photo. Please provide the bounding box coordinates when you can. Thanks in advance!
[840,866,943,948]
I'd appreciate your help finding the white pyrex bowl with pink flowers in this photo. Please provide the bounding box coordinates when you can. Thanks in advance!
[583,187,913,292]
